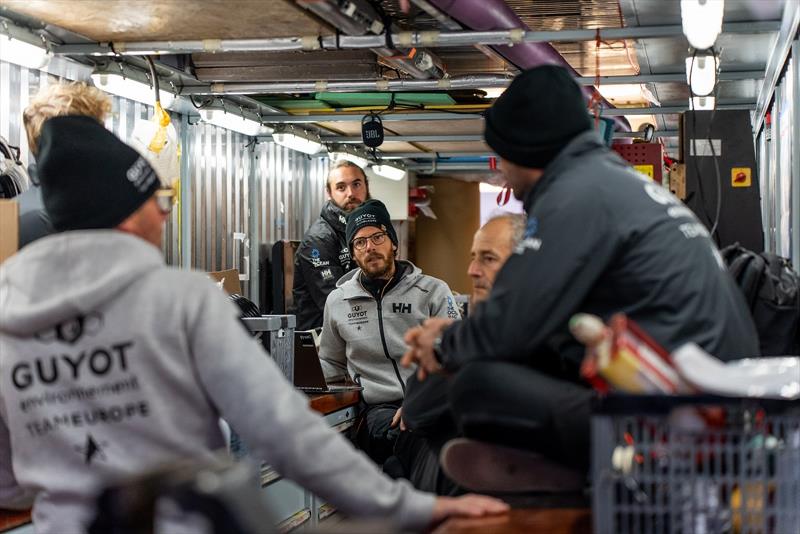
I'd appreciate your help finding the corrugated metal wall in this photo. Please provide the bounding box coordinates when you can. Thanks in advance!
[1,58,329,304]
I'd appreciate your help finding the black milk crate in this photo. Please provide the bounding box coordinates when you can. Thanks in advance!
[592,395,800,534]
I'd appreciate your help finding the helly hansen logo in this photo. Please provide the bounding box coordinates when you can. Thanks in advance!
[392,303,412,314]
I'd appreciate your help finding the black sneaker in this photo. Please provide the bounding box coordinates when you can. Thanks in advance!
[439,438,585,493]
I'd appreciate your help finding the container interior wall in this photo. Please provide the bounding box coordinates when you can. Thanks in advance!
[0,58,329,307]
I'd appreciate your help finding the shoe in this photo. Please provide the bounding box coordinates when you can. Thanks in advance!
[439,438,585,493]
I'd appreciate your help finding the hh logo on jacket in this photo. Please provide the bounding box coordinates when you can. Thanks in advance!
[392,303,412,314]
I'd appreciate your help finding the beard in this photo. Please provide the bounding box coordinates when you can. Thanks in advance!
[359,251,393,279]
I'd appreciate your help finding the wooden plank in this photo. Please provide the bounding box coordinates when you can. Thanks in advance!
[308,391,359,415]
[434,508,592,534]
[0,509,31,533]
[0,0,332,41]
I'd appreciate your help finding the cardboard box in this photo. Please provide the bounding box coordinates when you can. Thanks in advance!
[208,268,242,295]
[0,200,19,265]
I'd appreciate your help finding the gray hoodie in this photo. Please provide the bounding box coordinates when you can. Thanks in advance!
[0,231,433,533]
[319,261,460,405]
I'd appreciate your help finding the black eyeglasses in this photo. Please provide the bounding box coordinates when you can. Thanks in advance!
[154,188,177,214]
[352,231,387,250]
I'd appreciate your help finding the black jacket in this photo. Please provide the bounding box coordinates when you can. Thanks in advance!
[291,200,354,330]
[441,131,759,380]
[17,167,54,248]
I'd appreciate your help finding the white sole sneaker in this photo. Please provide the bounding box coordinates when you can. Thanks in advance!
[439,438,585,493]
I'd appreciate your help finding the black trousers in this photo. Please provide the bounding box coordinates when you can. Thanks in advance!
[448,361,594,474]
[355,400,402,465]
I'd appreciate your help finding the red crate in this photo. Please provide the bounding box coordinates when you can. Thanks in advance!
[612,143,665,184]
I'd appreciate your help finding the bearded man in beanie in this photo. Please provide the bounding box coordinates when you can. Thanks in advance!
[0,117,508,532]
[319,199,460,464]
[402,65,758,491]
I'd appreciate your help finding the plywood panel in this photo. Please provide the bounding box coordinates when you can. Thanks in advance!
[414,178,479,295]
[416,141,492,153]
[0,0,331,41]
[194,50,379,82]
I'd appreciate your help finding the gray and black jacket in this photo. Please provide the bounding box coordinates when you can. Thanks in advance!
[440,130,760,378]
[291,201,353,330]
[319,261,460,405]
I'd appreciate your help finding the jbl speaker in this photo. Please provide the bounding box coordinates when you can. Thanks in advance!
[361,114,384,148]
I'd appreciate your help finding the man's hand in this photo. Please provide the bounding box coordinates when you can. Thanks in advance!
[390,407,406,431]
[430,494,509,524]
[401,318,453,381]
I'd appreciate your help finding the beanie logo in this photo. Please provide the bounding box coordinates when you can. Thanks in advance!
[126,157,158,193]
[355,213,377,223]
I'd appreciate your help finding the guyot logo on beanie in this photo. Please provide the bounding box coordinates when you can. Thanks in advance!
[126,157,158,193]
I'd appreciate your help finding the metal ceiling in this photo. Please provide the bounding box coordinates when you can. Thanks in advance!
[0,0,789,167]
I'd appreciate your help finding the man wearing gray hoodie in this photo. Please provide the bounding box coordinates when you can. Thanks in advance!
[319,200,460,463]
[0,116,507,533]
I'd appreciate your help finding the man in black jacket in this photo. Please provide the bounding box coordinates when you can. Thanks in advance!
[402,65,759,491]
[292,160,370,330]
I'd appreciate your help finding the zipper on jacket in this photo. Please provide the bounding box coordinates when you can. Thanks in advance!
[361,274,407,395]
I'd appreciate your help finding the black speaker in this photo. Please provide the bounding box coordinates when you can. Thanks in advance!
[681,110,764,252]
[361,114,384,148]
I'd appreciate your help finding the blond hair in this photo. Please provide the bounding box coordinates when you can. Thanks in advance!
[23,82,112,156]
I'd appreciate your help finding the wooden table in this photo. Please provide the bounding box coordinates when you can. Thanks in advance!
[434,508,592,534]
[0,510,31,533]
[308,390,360,415]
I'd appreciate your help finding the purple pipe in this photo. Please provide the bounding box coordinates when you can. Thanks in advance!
[429,0,632,132]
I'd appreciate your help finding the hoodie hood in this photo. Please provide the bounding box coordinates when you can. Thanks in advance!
[0,231,163,336]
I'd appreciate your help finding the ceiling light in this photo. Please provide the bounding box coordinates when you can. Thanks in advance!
[690,96,716,111]
[681,0,725,50]
[91,73,176,108]
[0,36,52,71]
[328,149,371,169]
[272,129,324,154]
[596,84,647,105]
[685,54,718,96]
[199,109,266,137]
[480,87,506,99]
[371,163,406,181]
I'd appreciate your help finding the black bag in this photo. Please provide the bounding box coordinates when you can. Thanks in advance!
[721,243,800,356]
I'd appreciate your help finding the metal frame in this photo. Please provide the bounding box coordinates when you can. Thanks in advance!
[48,21,781,56]
[753,2,800,136]
[179,70,765,96]
[792,41,800,268]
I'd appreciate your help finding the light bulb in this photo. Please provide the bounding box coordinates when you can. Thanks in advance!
[681,0,725,50]
[686,54,718,96]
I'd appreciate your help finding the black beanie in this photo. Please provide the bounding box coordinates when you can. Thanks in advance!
[346,199,398,252]
[485,65,592,169]
[37,115,160,231]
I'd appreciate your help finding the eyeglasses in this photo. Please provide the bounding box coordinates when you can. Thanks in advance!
[154,187,177,214]
[352,231,387,250]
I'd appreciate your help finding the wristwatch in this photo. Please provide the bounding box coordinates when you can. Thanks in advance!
[432,335,443,364]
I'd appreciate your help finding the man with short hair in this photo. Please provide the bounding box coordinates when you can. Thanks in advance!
[403,65,758,491]
[0,117,507,531]
[17,82,112,247]
[398,213,526,494]
[319,199,460,462]
[292,160,370,330]
[467,213,525,306]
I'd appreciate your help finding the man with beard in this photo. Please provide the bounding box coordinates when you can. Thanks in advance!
[318,200,460,463]
[291,161,369,330]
